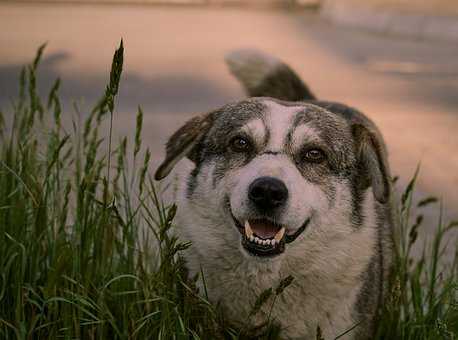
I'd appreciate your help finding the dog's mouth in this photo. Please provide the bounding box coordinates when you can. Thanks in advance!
[231,214,310,257]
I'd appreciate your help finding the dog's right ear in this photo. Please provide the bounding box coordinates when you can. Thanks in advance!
[352,123,391,204]
[154,113,214,181]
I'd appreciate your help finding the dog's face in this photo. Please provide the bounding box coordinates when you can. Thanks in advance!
[155,98,389,260]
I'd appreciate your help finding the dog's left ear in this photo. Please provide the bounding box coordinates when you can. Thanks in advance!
[154,113,214,181]
[352,124,391,204]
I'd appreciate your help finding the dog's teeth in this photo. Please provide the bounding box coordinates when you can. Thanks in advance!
[255,237,262,244]
[244,220,254,238]
[265,239,271,246]
[274,227,285,242]
[249,235,255,242]
[271,239,276,246]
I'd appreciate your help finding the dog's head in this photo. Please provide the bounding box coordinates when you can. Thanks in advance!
[155,98,390,259]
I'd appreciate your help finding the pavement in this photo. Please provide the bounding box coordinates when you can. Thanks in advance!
[0,3,457,252]
[332,0,458,16]
[322,0,458,42]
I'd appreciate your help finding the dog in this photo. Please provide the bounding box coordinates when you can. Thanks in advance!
[154,50,394,339]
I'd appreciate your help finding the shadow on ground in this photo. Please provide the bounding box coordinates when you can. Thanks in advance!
[290,12,458,110]
[0,51,234,116]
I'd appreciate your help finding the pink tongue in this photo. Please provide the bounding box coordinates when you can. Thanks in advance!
[250,220,279,239]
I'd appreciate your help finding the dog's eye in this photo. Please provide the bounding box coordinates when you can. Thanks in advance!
[230,136,251,152]
[303,148,326,162]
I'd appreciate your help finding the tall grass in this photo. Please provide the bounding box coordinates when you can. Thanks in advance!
[0,42,222,340]
[376,171,458,339]
[0,44,456,339]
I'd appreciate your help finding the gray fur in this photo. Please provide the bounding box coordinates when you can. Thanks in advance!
[226,49,316,101]
[155,51,394,340]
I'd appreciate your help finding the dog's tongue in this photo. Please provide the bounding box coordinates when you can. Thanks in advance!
[249,220,279,239]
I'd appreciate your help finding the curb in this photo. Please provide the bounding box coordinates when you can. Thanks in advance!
[320,1,458,42]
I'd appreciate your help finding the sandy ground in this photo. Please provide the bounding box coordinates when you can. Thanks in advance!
[0,3,457,254]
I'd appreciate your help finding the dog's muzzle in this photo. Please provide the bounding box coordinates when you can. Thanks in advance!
[231,214,310,257]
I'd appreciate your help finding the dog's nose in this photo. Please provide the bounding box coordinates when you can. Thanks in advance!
[248,176,288,211]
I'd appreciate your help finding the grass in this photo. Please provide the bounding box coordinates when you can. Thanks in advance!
[0,43,456,339]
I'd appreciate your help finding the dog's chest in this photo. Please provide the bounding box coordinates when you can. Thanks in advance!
[194,255,363,340]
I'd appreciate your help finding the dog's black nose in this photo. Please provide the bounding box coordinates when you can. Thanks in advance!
[248,177,288,211]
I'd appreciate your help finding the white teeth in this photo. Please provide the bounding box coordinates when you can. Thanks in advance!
[246,231,281,247]
[274,227,285,242]
[244,220,253,238]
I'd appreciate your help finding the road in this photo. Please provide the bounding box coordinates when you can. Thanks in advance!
[1,2,457,250]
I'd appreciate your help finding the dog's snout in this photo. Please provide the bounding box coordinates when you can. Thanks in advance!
[248,176,288,211]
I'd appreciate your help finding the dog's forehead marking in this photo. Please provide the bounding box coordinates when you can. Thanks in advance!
[240,118,266,145]
[291,124,321,152]
[262,99,304,151]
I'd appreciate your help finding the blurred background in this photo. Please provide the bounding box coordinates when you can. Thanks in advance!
[1,0,457,243]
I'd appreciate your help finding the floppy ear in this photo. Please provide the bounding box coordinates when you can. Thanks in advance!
[352,124,391,204]
[154,113,214,180]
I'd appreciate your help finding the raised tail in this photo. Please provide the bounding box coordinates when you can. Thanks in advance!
[225,49,316,101]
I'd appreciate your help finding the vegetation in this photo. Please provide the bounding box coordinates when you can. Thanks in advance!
[0,43,456,339]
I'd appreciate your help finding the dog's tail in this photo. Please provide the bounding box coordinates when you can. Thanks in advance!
[225,49,316,101]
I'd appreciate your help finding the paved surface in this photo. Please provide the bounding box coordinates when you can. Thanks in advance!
[336,0,458,16]
[1,3,457,250]
[322,0,458,42]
